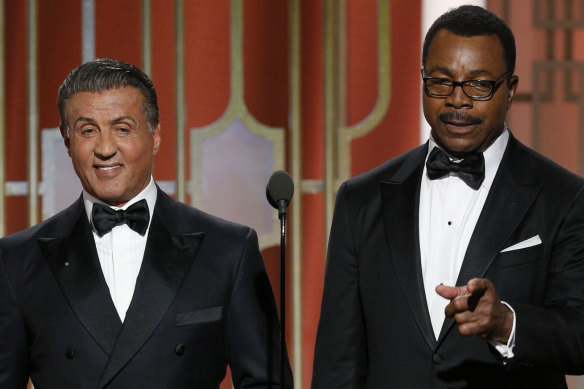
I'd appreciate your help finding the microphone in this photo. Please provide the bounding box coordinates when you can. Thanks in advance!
[266,170,294,219]
[266,170,294,387]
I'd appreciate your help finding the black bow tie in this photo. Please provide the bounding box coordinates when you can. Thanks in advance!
[426,147,485,190]
[92,199,150,237]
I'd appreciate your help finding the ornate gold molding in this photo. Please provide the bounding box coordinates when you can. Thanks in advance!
[190,0,285,250]
[324,0,391,240]
[338,0,391,185]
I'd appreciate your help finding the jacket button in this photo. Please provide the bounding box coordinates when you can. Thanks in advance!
[65,347,76,359]
[432,353,443,364]
[175,344,185,355]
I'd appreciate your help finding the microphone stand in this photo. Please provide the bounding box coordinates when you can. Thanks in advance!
[278,200,287,388]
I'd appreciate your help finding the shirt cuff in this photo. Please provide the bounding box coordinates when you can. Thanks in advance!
[489,301,516,360]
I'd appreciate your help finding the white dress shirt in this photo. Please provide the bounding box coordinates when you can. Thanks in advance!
[419,129,515,357]
[83,177,157,322]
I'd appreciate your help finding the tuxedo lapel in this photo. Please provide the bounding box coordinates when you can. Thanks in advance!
[38,200,122,355]
[381,144,436,350]
[98,205,204,388]
[437,136,543,342]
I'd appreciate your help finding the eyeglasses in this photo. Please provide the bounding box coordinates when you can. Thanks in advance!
[421,68,512,101]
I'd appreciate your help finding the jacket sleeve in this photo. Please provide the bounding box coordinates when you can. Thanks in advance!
[226,228,293,389]
[510,184,584,374]
[0,248,29,388]
[311,183,368,388]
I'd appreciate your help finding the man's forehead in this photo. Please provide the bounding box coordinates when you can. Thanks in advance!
[425,30,505,74]
[66,88,144,108]
[64,87,146,125]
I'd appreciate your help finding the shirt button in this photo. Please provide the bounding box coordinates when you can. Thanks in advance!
[432,353,443,364]
[175,344,185,356]
[65,347,76,359]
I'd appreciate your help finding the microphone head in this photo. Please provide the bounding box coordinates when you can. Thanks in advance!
[266,170,294,210]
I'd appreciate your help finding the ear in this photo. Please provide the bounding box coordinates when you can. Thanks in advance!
[59,125,71,156]
[506,75,519,110]
[152,124,161,156]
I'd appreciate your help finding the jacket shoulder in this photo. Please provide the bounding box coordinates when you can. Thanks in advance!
[154,189,253,239]
[0,199,83,248]
[513,138,584,193]
[342,144,426,196]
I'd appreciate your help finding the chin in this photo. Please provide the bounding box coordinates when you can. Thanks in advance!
[437,140,478,157]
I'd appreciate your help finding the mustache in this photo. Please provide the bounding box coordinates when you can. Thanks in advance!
[439,111,482,125]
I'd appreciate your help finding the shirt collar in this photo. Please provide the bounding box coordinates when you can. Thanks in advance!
[426,127,509,190]
[83,176,157,224]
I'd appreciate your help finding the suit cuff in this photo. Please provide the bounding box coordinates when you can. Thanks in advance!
[489,301,516,361]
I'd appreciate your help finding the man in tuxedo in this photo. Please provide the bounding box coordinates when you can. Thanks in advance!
[0,58,292,388]
[312,5,584,388]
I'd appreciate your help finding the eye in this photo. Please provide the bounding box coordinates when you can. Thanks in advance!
[468,80,493,91]
[79,127,97,136]
[114,126,132,136]
[428,78,453,86]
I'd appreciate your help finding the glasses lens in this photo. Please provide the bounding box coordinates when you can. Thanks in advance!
[425,79,453,96]
[463,80,494,98]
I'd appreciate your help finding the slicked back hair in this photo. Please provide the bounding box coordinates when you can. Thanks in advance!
[58,58,159,134]
[422,5,516,75]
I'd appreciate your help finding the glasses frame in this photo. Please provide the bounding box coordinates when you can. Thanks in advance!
[421,68,513,101]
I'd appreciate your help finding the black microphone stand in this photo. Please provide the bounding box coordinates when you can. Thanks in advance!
[277,199,287,388]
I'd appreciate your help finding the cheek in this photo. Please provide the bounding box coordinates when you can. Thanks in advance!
[120,142,154,166]
[68,138,95,160]
[422,98,437,122]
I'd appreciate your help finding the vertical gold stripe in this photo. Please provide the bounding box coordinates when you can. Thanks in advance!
[289,0,303,385]
[231,0,244,105]
[142,0,152,76]
[0,0,5,236]
[175,0,186,202]
[27,0,39,226]
[81,0,95,62]
[324,0,339,243]
[336,0,347,146]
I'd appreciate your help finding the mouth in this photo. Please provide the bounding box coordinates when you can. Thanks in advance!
[94,164,122,174]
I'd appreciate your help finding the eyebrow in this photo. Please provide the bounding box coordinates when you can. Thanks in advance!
[426,66,497,79]
[109,116,138,126]
[73,116,97,127]
[73,115,138,127]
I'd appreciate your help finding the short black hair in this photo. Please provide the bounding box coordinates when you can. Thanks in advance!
[58,58,159,133]
[422,5,516,74]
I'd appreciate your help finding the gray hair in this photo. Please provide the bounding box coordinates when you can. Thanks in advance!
[58,58,159,134]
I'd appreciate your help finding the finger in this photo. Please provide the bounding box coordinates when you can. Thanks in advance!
[453,311,474,324]
[435,284,468,300]
[466,278,494,295]
[458,320,489,338]
[444,294,472,317]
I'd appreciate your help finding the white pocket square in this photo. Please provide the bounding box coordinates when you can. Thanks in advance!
[501,235,542,253]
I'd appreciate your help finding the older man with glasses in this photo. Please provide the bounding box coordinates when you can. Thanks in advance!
[312,5,584,389]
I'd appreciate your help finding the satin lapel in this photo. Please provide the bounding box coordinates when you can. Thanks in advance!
[437,137,542,342]
[38,203,122,355]
[381,146,436,350]
[98,211,204,388]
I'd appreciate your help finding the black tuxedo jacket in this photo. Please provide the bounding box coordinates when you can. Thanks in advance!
[312,134,584,388]
[0,188,292,388]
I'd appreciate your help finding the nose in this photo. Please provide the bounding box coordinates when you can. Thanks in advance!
[94,131,117,159]
[445,84,473,109]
